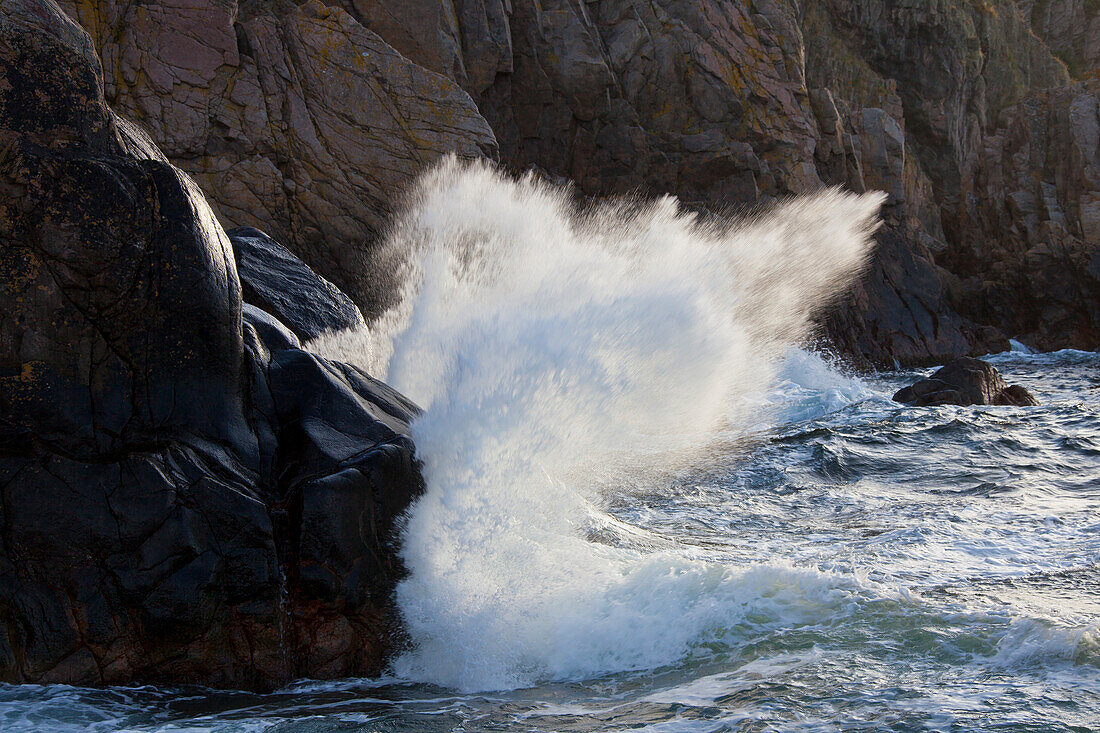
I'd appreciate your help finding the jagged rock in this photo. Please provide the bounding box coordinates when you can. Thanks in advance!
[822,229,1008,367]
[476,0,823,201]
[947,78,1100,351]
[1016,0,1100,77]
[335,0,467,85]
[229,227,366,341]
[812,0,1097,354]
[58,0,497,317]
[893,357,1040,406]
[0,0,421,689]
[48,0,1100,367]
[334,0,513,97]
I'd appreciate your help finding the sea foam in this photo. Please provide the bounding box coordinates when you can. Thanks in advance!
[311,157,886,690]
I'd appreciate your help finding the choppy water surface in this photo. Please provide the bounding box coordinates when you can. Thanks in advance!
[5,164,1098,730]
[4,348,1098,732]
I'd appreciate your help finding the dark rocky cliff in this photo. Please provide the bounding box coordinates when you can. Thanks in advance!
[0,0,422,689]
[1,0,1096,691]
[55,0,1100,365]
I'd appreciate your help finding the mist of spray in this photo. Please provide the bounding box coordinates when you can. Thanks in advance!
[311,156,885,691]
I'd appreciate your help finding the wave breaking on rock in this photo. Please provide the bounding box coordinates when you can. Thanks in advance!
[313,158,885,690]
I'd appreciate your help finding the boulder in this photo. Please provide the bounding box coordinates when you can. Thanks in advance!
[893,358,1040,407]
[0,0,421,689]
[229,227,366,342]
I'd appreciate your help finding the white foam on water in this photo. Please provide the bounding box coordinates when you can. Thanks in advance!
[750,347,874,427]
[984,346,1100,366]
[641,649,828,707]
[312,157,886,691]
[1008,338,1034,354]
[991,618,1100,670]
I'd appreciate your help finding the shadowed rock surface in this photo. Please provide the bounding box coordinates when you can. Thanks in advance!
[893,358,1040,407]
[229,227,367,342]
[944,76,1100,351]
[1017,0,1100,77]
[0,0,421,689]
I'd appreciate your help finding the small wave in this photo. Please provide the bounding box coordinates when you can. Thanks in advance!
[393,558,882,691]
[985,347,1100,367]
[991,618,1100,670]
[748,348,873,427]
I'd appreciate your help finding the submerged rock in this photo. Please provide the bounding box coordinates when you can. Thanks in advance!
[229,227,366,341]
[893,358,1040,407]
[0,0,420,690]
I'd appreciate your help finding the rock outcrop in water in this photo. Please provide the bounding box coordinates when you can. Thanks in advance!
[893,358,1040,407]
[0,0,421,689]
[50,0,1100,365]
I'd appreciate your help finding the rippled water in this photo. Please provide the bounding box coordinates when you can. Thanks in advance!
[4,347,1098,733]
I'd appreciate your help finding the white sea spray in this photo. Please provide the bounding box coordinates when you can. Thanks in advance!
[312,157,887,690]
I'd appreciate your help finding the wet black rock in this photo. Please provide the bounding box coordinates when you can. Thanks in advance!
[892,358,1040,407]
[0,0,421,690]
[228,227,366,342]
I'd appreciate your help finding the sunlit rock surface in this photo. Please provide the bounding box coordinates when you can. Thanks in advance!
[59,0,497,315]
[52,0,1100,364]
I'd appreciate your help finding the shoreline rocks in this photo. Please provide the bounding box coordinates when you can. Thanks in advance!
[893,358,1040,407]
[0,0,421,690]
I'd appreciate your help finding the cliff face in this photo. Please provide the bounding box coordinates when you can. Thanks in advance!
[1,0,423,688]
[1017,0,1100,77]
[949,77,1100,350]
[55,0,1100,364]
[59,0,497,315]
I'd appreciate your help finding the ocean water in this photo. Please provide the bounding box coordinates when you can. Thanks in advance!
[4,162,1098,731]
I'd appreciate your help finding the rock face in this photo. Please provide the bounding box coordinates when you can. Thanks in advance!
[1017,0,1100,77]
[229,227,366,342]
[946,78,1100,351]
[893,358,1040,407]
[384,0,1078,363]
[59,0,497,316]
[0,0,421,689]
[52,0,1100,365]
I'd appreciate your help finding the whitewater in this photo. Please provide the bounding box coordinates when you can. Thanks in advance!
[4,159,1098,731]
[313,157,886,691]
